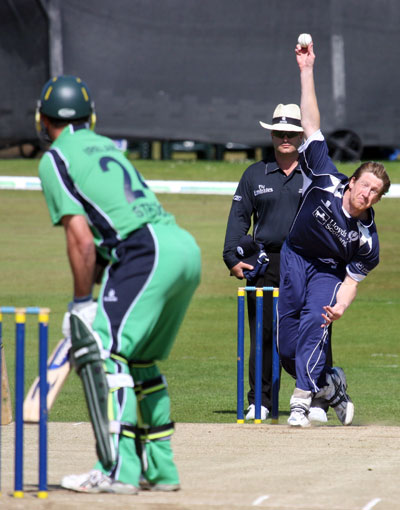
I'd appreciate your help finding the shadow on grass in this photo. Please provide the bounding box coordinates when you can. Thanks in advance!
[213,410,290,417]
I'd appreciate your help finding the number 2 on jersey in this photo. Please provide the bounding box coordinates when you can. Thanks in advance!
[99,156,148,203]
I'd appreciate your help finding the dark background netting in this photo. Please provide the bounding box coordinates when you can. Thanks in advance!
[1,0,399,155]
[0,0,48,146]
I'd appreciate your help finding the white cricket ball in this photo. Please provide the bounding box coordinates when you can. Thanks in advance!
[298,33,312,47]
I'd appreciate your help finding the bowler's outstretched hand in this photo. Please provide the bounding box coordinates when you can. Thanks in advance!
[295,40,315,70]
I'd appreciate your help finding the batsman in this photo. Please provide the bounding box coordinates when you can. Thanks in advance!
[36,75,201,493]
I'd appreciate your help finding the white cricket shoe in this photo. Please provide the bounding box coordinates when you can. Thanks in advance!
[61,469,138,494]
[245,404,269,420]
[308,406,328,423]
[287,390,312,428]
[309,396,329,422]
[288,410,311,427]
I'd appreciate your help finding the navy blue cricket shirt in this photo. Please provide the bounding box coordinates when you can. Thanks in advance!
[288,130,380,281]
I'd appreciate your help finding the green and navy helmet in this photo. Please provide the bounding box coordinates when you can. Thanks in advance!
[36,75,96,134]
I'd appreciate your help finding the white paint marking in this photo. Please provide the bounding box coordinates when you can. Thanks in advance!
[252,494,270,506]
[371,353,398,357]
[362,497,382,510]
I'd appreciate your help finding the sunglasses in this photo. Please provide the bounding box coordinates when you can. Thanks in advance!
[272,131,301,139]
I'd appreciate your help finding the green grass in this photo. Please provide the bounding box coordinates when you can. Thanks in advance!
[0,157,399,425]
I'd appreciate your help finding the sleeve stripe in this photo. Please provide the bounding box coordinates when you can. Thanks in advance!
[346,267,366,282]
[47,149,83,207]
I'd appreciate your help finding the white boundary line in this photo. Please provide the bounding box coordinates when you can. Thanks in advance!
[0,176,399,197]
[0,176,238,195]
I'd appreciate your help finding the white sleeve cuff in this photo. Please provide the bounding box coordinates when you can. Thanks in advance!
[346,266,366,282]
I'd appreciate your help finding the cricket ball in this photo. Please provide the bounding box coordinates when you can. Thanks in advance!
[298,33,312,47]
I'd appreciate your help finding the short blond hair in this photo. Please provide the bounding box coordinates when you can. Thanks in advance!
[351,162,391,197]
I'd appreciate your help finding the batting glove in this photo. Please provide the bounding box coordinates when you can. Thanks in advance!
[62,296,98,338]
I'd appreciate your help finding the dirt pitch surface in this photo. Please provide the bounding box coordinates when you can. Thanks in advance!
[0,422,399,510]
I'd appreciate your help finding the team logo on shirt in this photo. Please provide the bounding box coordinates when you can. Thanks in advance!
[233,195,242,201]
[347,231,359,242]
[254,185,273,196]
[313,206,355,247]
[313,206,330,224]
[104,288,118,302]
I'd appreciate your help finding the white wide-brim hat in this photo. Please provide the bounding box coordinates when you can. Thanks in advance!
[259,103,303,132]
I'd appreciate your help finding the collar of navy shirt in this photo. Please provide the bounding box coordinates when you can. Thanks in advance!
[264,161,302,175]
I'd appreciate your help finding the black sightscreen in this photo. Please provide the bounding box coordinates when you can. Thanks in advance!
[1,0,399,152]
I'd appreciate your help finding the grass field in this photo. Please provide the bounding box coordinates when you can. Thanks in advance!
[0,156,399,426]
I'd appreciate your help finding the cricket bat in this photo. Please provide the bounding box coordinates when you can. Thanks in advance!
[1,344,13,425]
[23,336,72,423]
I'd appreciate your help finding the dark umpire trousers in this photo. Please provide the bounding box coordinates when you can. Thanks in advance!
[246,252,332,410]
[246,252,280,410]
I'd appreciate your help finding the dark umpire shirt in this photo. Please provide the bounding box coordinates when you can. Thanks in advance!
[223,160,303,270]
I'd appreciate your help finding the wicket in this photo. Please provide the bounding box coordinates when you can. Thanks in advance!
[237,287,279,424]
[0,307,49,499]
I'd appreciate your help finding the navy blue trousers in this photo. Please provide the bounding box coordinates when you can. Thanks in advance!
[278,241,344,393]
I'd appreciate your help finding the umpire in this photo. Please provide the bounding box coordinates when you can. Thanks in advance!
[223,104,304,421]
